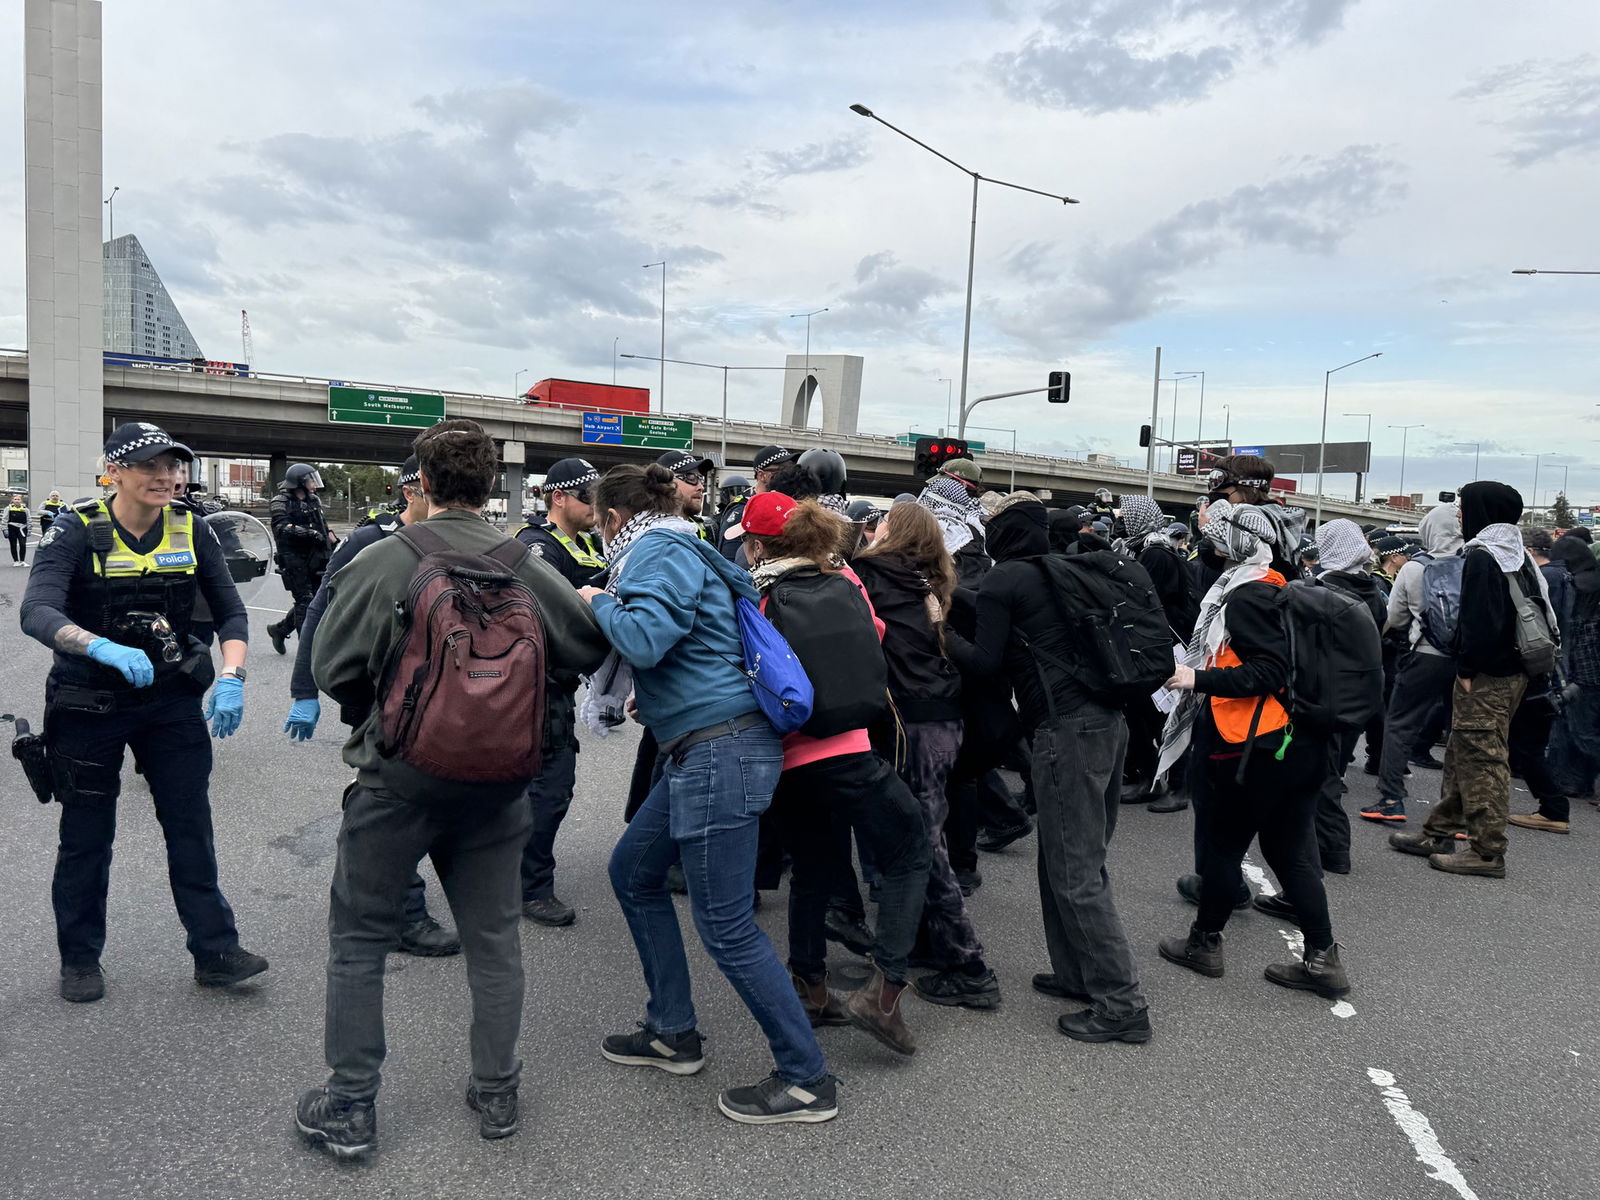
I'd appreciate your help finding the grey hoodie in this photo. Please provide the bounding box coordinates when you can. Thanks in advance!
[1384,505,1464,655]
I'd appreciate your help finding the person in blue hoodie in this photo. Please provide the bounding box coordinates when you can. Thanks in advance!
[578,462,837,1127]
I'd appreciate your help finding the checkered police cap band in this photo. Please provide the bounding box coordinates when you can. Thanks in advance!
[542,465,600,494]
[106,430,182,463]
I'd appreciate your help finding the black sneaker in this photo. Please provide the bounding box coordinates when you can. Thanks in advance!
[60,963,105,1003]
[465,1082,519,1140]
[912,967,1002,1010]
[600,1023,705,1075]
[1057,1007,1153,1044]
[399,916,462,956]
[1031,972,1089,1003]
[522,896,577,927]
[195,947,269,988]
[295,1088,375,1160]
[977,820,1033,853]
[717,1072,838,1125]
[823,908,874,957]
[1409,752,1444,770]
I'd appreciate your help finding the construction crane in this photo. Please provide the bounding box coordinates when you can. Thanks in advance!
[240,309,253,366]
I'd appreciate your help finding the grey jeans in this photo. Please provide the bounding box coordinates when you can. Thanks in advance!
[1032,707,1148,1021]
[325,784,532,1102]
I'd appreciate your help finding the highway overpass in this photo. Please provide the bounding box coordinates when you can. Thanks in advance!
[0,350,1394,524]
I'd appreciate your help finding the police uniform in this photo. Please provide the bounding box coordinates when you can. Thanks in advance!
[655,449,715,542]
[512,458,608,922]
[38,496,67,537]
[7,497,30,563]
[267,465,334,649]
[18,423,265,999]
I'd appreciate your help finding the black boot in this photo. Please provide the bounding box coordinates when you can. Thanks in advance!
[1149,785,1190,813]
[1158,924,1224,978]
[1265,943,1350,998]
[268,622,288,656]
[1177,873,1250,909]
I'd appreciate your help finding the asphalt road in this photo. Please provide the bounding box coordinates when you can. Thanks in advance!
[0,561,1594,1200]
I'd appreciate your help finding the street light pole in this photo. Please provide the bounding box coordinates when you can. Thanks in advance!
[104,185,119,245]
[849,103,1079,411]
[643,261,666,411]
[1454,442,1481,482]
[1175,371,1205,445]
[965,423,1019,490]
[1147,347,1162,498]
[1389,423,1424,499]
[1317,353,1382,525]
[1523,453,1545,518]
[938,377,953,434]
[513,368,528,398]
[621,354,808,469]
[1511,269,1600,275]
[789,307,828,421]
[613,337,619,385]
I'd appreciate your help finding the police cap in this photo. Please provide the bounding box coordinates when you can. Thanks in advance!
[104,422,194,465]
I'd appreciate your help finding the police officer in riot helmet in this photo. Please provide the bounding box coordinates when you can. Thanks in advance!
[1089,487,1117,523]
[512,457,607,925]
[267,462,336,655]
[19,422,267,1003]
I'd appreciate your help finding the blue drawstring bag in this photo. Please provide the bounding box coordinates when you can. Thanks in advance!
[734,595,814,734]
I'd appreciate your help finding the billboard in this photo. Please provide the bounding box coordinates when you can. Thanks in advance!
[1240,441,1371,474]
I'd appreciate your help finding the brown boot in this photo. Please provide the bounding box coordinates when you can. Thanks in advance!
[1428,848,1506,878]
[791,971,849,1027]
[845,967,916,1056]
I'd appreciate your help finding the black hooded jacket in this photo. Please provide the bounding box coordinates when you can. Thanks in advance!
[1457,480,1524,679]
[1554,535,1600,685]
[851,552,963,723]
[946,501,1098,732]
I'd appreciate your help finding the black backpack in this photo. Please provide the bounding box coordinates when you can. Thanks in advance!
[1272,580,1384,732]
[765,567,888,738]
[1033,550,1176,707]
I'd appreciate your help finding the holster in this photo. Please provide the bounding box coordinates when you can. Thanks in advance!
[174,636,216,696]
[10,719,55,804]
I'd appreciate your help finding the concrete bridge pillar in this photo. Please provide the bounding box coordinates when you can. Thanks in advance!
[267,452,288,496]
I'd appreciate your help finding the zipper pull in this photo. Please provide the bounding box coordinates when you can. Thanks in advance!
[1275,723,1294,762]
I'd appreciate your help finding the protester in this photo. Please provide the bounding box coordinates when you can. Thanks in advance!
[741,491,932,1055]
[855,502,1001,1010]
[296,420,609,1157]
[1363,505,1462,823]
[1389,482,1549,878]
[1156,497,1350,1000]
[582,463,839,1126]
[917,460,991,587]
[947,493,1152,1043]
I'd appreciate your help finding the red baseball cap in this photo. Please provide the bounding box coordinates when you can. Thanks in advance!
[742,491,796,537]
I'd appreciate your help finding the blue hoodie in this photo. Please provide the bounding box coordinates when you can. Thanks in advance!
[589,528,761,742]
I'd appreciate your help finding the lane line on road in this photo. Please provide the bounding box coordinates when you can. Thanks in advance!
[1241,855,1277,896]
[246,605,289,614]
[1331,1001,1356,1018]
[1366,1068,1480,1200]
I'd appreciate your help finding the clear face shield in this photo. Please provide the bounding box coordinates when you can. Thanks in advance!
[301,469,325,491]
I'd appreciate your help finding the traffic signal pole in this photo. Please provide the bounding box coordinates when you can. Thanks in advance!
[957,386,1048,438]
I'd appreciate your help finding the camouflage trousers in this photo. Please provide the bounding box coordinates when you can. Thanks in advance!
[1423,673,1527,859]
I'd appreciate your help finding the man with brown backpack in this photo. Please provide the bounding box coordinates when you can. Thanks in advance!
[294,420,609,1160]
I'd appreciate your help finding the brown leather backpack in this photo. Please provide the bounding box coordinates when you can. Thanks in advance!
[376,523,548,784]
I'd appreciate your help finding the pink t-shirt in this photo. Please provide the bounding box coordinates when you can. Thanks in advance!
[761,565,886,770]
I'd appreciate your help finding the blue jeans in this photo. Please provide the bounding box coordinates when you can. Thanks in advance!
[608,721,827,1087]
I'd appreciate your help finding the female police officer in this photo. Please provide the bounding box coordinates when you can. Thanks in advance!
[20,422,268,1003]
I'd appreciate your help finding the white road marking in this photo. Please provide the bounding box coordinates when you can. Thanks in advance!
[246,605,289,614]
[1330,1000,1357,1019]
[1241,854,1277,896]
[1278,928,1305,956]
[1366,1068,1480,1200]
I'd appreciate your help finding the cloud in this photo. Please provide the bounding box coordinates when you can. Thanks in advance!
[1456,55,1600,166]
[993,143,1405,346]
[762,135,870,176]
[828,251,953,338]
[991,0,1358,113]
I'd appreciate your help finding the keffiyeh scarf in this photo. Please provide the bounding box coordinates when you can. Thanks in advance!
[1315,518,1371,575]
[918,476,985,554]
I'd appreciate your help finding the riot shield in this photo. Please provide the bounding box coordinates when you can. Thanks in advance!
[204,510,278,607]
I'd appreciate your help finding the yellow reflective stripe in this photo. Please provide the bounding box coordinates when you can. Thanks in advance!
[80,505,197,576]
[548,526,606,568]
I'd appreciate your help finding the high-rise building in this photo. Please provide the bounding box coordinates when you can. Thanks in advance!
[102,234,204,360]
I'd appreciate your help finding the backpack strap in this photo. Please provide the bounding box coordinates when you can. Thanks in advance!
[487,539,530,572]
[395,522,452,559]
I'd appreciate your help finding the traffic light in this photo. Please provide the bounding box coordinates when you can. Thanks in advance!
[1048,370,1070,404]
[914,436,972,478]
[1139,424,1152,448]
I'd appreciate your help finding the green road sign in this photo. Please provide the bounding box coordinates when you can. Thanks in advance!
[328,385,445,429]
[582,412,694,451]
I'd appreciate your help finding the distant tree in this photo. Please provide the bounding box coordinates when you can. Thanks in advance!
[1552,491,1575,528]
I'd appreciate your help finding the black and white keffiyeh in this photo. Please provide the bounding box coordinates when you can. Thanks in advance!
[1315,518,1371,575]
[918,476,985,553]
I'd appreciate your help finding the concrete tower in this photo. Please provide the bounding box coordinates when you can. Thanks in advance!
[23,0,105,497]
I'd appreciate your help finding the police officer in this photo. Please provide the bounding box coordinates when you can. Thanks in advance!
[512,457,606,925]
[19,422,267,1003]
[654,449,715,538]
[714,445,794,561]
[38,490,67,537]
[713,475,754,560]
[1089,487,1117,524]
[267,463,335,655]
[7,492,30,565]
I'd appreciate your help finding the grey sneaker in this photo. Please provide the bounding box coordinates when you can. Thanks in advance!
[295,1088,375,1160]
[600,1023,705,1075]
[717,1072,838,1125]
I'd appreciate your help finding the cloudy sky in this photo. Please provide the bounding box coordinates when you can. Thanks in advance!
[2,0,1598,505]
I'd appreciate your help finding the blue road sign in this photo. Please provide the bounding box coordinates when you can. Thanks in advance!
[582,412,623,445]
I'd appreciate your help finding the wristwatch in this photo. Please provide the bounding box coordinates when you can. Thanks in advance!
[219,667,247,682]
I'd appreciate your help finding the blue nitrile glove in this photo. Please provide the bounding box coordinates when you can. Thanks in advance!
[86,637,155,688]
[284,697,320,741]
[205,675,245,738]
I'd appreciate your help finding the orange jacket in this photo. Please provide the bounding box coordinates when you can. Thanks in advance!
[1209,570,1289,744]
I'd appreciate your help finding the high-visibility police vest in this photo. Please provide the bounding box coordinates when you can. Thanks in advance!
[7,503,28,527]
[517,522,606,569]
[62,500,199,686]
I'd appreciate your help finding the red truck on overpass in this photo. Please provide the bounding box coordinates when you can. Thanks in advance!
[522,378,650,415]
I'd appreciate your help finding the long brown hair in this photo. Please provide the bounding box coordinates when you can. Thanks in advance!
[746,501,847,570]
[860,501,956,610]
